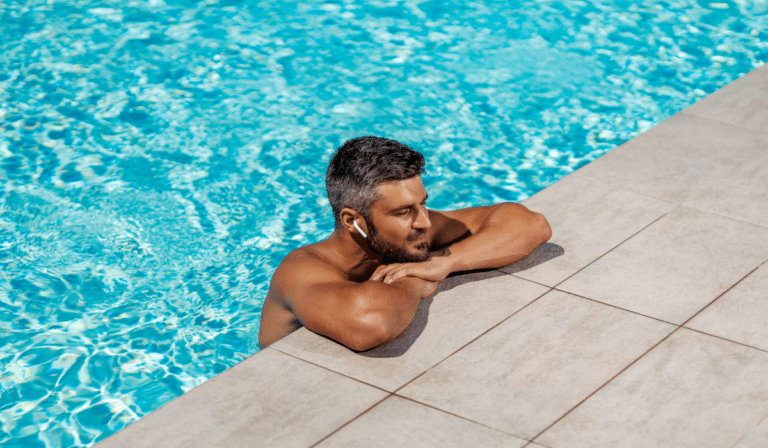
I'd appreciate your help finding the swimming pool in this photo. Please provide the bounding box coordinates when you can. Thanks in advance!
[1,0,766,446]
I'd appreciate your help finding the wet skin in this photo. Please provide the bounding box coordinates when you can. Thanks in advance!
[258,175,552,351]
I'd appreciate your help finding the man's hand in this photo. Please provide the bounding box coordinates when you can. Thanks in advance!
[386,275,439,299]
[369,250,453,285]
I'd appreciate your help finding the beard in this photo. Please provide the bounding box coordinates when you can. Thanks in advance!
[366,219,430,263]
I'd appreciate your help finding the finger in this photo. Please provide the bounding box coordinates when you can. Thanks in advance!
[387,268,411,283]
[371,263,396,281]
[390,264,438,282]
[383,269,399,283]
[369,266,386,281]
[372,263,401,282]
[384,266,411,284]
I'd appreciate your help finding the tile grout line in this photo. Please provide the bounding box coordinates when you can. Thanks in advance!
[681,109,768,137]
[548,211,671,290]
[522,438,552,448]
[546,170,681,210]
[271,348,403,446]
[679,258,768,330]
[565,107,751,200]
[307,393,393,448]
[549,288,679,326]
[565,175,768,234]
[572,172,671,203]
[552,283,768,356]
[392,393,535,444]
[573,126,768,232]
[269,269,642,447]
[684,327,768,356]
[673,204,768,231]
[728,413,768,448]
[571,122,768,231]
[381,211,671,446]
[324,85,767,447]
[526,258,768,446]
[100,347,299,445]
[390,284,555,395]
[270,347,393,394]
[271,221,766,447]
[391,367,430,394]
[526,325,685,446]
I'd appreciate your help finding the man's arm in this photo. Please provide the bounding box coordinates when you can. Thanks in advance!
[371,202,551,284]
[277,255,437,351]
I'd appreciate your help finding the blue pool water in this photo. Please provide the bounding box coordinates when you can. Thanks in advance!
[1,0,766,446]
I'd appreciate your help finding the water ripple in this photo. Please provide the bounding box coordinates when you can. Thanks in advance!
[0,0,766,446]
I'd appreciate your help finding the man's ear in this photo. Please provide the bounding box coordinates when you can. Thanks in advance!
[340,208,368,237]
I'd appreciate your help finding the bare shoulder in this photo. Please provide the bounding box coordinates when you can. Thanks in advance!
[270,246,344,295]
[269,245,346,306]
[259,245,348,347]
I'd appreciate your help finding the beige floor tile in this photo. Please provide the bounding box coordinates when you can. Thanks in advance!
[510,172,676,286]
[536,329,768,448]
[684,63,768,133]
[574,113,767,203]
[271,271,550,391]
[96,348,388,448]
[686,262,768,351]
[732,416,768,448]
[683,149,768,228]
[557,206,768,324]
[396,290,674,440]
[315,395,529,448]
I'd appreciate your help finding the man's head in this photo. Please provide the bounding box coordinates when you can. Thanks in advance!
[326,136,430,262]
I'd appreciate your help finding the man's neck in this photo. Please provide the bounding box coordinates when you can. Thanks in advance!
[322,230,383,281]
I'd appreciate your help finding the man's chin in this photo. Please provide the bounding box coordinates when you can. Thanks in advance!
[369,234,430,263]
[383,249,430,264]
[403,248,431,263]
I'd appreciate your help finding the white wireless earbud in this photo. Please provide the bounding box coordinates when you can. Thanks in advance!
[353,221,368,239]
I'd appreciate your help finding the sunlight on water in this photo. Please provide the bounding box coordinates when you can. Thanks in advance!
[0,0,766,445]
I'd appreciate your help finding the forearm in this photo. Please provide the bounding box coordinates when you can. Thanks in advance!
[372,204,552,287]
[442,203,551,273]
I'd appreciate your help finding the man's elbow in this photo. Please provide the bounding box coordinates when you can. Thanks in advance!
[537,213,552,243]
[498,203,551,243]
[345,313,391,352]
[526,213,552,253]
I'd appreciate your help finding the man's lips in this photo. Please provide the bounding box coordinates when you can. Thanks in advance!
[408,232,427,242]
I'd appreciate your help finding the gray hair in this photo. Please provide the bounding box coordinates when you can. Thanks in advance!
[326,136,426,229]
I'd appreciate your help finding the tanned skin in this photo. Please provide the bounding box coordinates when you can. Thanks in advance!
[258,175,552,351]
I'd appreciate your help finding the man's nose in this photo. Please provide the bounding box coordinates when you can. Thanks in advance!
[414,205,431,230]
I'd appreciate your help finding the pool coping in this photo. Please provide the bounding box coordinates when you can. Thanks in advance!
[97,62,768,448]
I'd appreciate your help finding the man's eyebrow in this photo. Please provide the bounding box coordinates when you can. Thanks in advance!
[391,193,429,212]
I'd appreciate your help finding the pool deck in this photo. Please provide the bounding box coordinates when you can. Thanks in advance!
[98,63,768,448]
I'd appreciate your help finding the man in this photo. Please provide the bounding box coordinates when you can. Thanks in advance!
[258,136,552,351]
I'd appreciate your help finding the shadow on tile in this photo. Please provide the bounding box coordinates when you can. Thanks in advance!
[355,295,436,358]
[272,246,561,359]
[358,269,506,358]
[357,246,562,359]
[500,242,565,275]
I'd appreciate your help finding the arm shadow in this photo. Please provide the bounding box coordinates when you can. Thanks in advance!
[499,242,565,275]
[358,242,565,358]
